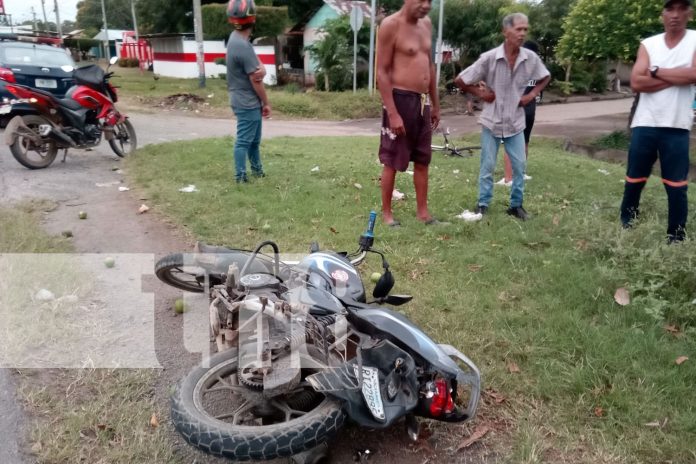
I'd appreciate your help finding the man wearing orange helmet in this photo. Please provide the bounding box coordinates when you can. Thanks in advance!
[226,0,271,183]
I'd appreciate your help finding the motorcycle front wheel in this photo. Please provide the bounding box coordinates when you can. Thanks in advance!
[108,119,137,157]
[9,115,58,169]
[171,348,345,461]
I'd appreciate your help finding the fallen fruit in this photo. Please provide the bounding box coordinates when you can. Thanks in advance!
[174,299,186,314]
[370,272,381,283]
[78,211,87,220]
[61,230,73,238]
[104,257,115,268]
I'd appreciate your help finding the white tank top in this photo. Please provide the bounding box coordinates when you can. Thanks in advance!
[631,29,696,130]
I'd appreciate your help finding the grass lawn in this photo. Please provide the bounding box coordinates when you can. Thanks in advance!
[0,202,175,464]
[126,135,696,463]
[127,137,696,463]
[111,66,383,120]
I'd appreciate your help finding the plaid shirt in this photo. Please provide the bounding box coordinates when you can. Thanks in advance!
[458,44,550,137]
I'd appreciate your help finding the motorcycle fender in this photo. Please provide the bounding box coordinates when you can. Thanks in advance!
[306,339,419,428]
[349,308,481,420]
[4,115,28,145]
[349,307,462,375]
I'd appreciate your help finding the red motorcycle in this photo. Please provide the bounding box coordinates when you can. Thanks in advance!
[0,57,136,169]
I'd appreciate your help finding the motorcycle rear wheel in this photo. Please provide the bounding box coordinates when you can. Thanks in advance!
[10,115,58,169]
[108,119,137,157]
[155,253,206,293]
[171,348,345,461]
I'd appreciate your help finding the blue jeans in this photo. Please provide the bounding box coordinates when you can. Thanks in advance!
[478,127,526,208]
[233,107,264,181]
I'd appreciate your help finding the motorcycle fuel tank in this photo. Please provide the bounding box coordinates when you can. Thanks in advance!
[296,251,365,303]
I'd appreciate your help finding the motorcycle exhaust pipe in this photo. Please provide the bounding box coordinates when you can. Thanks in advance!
[38,124,76,148]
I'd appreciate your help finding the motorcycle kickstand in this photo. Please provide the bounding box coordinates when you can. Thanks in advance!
[405,413,420,441]
[289,441,329,464]
[61,149,69,163]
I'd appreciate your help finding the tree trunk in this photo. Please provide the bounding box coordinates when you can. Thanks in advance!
[324,72,330,92]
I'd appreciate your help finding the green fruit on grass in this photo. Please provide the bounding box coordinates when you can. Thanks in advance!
[78,211,87,219]
[370,272,382,283]
[104,257,115,268]
[174,299,186,314]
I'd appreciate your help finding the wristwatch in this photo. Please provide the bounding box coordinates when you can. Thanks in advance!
[649,65,659,79]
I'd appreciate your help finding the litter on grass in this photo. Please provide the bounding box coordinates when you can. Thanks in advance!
[598,169,610,175]
[456,210,483,222]
[178,184,198,193]
[118,186,130,192]
[392,189,405,200]
[311,166,320,172]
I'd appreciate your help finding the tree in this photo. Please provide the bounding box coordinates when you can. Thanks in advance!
[557,0,664,63]
[76,0,135,31]
[527,0,575,61]
[136,0,223,34]
[271,0,323,24]
[305,17,370,91]
[438,0,512,65]
[201,3,289,40]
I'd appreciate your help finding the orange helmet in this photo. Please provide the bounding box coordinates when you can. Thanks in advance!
[227,0,257,30]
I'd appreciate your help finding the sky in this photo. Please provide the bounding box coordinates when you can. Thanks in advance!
[2,0,79,25]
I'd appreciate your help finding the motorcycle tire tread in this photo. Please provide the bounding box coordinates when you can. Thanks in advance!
[9,115,58,169]
[170,349,346,461]
[155,253,205,293]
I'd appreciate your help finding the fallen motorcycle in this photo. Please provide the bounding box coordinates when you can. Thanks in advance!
[155,212,481,461]
[0,56,136,169]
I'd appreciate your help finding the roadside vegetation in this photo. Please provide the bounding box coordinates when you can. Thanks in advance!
[126,136,696,463]
[112,67,383,120]
[0,202,175,463]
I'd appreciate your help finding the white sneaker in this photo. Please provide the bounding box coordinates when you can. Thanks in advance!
[524,174,532,180]
[495,177,512,187]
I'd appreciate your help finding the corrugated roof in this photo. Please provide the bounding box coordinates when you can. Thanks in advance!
[324,0,371,18]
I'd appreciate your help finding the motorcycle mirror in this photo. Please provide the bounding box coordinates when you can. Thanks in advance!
[109,56,119,66]
[382,294,412,306]
[372,269,394,299]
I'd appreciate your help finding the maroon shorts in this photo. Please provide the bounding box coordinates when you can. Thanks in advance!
[379,89,432,172]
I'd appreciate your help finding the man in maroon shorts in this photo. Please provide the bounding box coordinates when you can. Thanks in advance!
[376,0,441,227]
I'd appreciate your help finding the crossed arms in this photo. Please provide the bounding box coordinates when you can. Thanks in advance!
[631,44,696,93]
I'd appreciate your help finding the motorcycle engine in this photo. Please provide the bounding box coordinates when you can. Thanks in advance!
[84,124,102,142]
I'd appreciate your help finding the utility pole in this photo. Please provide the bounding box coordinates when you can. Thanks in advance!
[40,0,48,30]
[368,0,376,96]
[31,7,38,32]
[53,0,63,44]
[192,0,206,88]
[100,0,111,61]
[131,0,139,43]
[434,0,444,87]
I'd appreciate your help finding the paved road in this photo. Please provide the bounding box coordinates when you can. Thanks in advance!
[0,98,633,464]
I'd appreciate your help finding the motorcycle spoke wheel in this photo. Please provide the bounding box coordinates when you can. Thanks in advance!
[9,116,58,169]
[155,253,206,293]
[171,349,345,461]
[108,119,137,157]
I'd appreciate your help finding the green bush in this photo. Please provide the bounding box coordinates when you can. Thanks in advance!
[118,57,140,68]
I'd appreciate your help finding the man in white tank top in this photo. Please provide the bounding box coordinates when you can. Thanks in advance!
[620,0,696,243]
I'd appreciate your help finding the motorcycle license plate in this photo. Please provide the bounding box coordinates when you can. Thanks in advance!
[354,365,385,420]
[35,78,57,89]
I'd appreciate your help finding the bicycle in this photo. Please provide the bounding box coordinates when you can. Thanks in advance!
[431,127,480,157]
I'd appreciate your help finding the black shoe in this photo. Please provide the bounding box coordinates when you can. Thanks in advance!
[506,206,529,221]
[475,205,488,215]
[236,175,248,184]
[252,171,266,178]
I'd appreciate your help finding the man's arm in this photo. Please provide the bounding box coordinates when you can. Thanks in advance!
[631,44,672,93]
[651,50,696,86]
[376,18,405,135]
[520,75,550,107]
[426,20,440,130]
[454,57,495,103]
[250,75,271,118]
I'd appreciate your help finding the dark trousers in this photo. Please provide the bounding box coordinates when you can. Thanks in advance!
[620,127,689,241]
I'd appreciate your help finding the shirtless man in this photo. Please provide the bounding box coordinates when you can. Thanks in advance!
[377,0,441,227]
